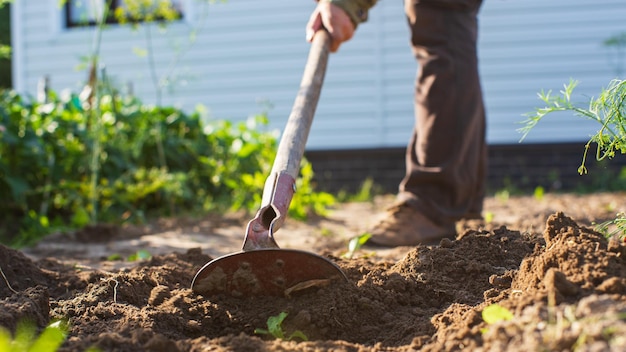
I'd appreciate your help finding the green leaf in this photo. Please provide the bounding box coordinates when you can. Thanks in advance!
[0,44,10,60]
[254,312,308,341]
[343,233,372,259]
[288,330,308,342]
[482,304,513,325]
[27,320,68,352]
[107,253,123,261]
[0,327,11,352]
[484,211,494,224]
[266,312,288,339]
[14,320,36,351]
[128,249,152,262]
[71,208,91,228]
[533,186,545,201]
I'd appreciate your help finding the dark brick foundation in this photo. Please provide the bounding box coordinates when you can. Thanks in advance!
[305,143,626,195]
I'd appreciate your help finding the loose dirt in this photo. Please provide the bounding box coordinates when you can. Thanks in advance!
[1,193,626,351]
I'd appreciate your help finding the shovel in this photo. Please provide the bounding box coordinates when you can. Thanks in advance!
[192,30,348,297]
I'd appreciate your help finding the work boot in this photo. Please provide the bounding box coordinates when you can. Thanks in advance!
[365,202,456,247]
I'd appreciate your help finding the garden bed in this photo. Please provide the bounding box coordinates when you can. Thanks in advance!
[1,193,626,351]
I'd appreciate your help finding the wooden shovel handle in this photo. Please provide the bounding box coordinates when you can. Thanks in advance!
[242,30,331,251]
[271,30,331,178]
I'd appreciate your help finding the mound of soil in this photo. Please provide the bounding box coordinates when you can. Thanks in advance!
[1,193,626,351]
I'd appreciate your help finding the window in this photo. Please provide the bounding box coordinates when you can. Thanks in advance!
[65,0,183,28]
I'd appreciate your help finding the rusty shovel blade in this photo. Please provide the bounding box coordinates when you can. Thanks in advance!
[191,249,348,297]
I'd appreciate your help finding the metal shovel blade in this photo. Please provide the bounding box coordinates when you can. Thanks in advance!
[191,249,348,297]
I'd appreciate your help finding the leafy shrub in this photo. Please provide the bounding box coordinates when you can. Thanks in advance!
[0,88,333,246]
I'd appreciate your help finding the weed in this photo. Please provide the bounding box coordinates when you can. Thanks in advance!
[254,312,308,342]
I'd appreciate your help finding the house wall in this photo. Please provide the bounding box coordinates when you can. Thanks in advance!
[11,0,626,150]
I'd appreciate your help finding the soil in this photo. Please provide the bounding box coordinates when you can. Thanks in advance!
[2,192,626,351]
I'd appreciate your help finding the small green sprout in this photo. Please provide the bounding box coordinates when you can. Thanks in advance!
[106,253,123,261]
[484,211,494,224]
[127,249,152,262]
[495,189,510,203]
[343,233,372,259]
[254,312,308,341]
[533,186,545,201]
[482,304,513,325]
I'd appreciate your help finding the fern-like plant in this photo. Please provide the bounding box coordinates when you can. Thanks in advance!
[520,79,626,175]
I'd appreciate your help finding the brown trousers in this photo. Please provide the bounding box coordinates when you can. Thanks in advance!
[399,0,487,225]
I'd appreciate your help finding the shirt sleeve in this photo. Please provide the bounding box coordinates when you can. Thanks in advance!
[322,0,378,28]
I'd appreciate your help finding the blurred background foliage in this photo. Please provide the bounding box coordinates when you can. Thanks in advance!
[0,86,334,247]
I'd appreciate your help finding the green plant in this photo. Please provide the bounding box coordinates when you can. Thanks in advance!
[0,0,11,88]
[343,233,372,259]
[127,249,152,262]
[520,79,626,176]
[533,186,545,201]
[482,304,513,325]
[64,0,223,221]
[289,160,336,220]
[0,89,334,246]
[521,78,626,238]
[254,312,308,341]
[480,303,514,334]
[484,211,494,224]
[594,213,626,242]
[494,189,510,203]
[337,177,380,203]
[0,320,68,352]
[106,253,123,261]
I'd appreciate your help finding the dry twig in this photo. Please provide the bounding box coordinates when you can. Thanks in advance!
[0,264,18,294]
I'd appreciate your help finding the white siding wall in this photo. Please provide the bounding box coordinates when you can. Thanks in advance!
[11,0,626,149]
